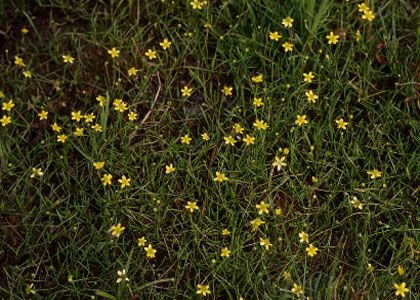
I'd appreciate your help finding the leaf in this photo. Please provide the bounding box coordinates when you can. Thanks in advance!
[96,290,118,300]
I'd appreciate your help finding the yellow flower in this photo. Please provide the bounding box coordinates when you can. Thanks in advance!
[214,171,228,182]
[73,127,84,137]
[62,55,75,64]
[101,174,113,186]
[84,113,95,123]
[224,135,236,146]
[326,32,339,45]
[181,134,192,144]
[222,86,233,96]
[299,231,309,243]
[23,70,32,78]
[362,9,375,22]
[283,271,292,280]
[305,90,318,103]
[196,284,211,296]
[253,97,263,107]
[356,29,362,42]
[96,95,106,106]
[306,243,319,257]
[336,118,348,130]
[253,119,268,130]
[21,27,29,34]
[303,72,315,83]
[181,86,193,97]
[30,168,44,178]
[14,56,26,67]
[269,31,281,41]
[71,111,83,122]
[220,247,231,258]
[190,0,206,10]
[137,236,147,246]
[113,99,128,113]
[367,169,382,179]
[118,175,131,188]
[144,244,157,258]
[272,156,287,171]
[128,67,138,76]
[25,283,36,295]
[107,47,120,58]
[251,74,263,83]
[275,208,282,216]
[282,42,293,52]
[250,218,265,231]
[128,111,137,121]
[51,122,61,132]
[243,134,255,146]
[110,223,125,238]
[350,196,363,210]
[0,91,4,98]
[291,283,302,297]
[222,228,230,236]
[159,38,172,50]
[57,134,68,143]
[394,282,409,298]
[2,100,15,112]
[185,201,199,213]
[233,123,244,134]
[256,201,269,215]
[91,123,103,132]
[93,161,105,170]
[295,115,308,126]
[0,115,12,127]
[397,265,405,276]
[165,163,176,174]
[259,237,273,250]
[282,16,294,28]
[38,110,48,121]
[357,3,369,13]
[201,133,210,141]
[145,49,157,60]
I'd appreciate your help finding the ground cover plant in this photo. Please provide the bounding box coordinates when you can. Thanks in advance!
[0,0,419,299]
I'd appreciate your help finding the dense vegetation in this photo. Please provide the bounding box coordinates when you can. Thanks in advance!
[1,0,419,299]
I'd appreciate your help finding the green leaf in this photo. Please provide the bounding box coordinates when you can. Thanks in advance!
[96,290,118,300]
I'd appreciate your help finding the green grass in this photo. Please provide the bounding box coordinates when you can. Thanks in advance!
[1,0,419,299]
